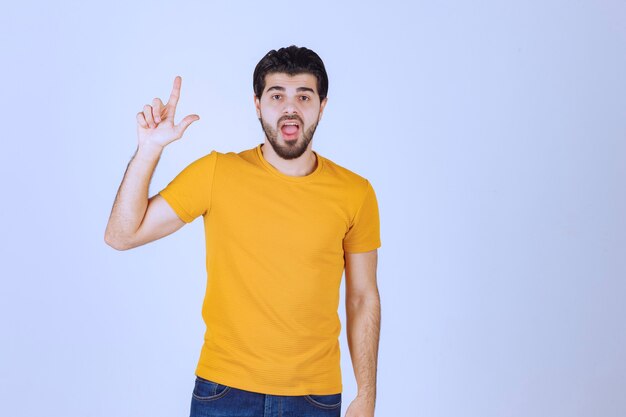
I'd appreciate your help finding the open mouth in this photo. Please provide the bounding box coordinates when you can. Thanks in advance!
[280,120,301,140]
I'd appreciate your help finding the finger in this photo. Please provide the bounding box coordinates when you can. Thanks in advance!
[136,112,148,128]
[152,98,164,123]
[143,104,155,128]
[166,76,182,119]
[174,114,200,137]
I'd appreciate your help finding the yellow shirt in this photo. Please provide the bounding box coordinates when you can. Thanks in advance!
[159,144,381,395]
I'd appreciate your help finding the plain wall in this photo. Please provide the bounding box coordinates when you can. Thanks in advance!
[1,1,625,416]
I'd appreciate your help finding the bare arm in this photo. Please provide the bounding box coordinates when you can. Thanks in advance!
[104,76,199,250]
[104,144,184,250]
[345,249,380,417]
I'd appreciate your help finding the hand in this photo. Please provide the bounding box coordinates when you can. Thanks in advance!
[136,75,200,150]
[344,394,375,417]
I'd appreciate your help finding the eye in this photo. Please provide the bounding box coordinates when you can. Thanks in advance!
[271,94,282,100]
[299,95,311,102]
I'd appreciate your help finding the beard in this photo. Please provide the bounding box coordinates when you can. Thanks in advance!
[258,113,320,160]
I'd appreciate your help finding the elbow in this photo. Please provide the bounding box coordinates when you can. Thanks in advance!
[104,236,129,251]
[346,292,380,310]
[104,231,132,251]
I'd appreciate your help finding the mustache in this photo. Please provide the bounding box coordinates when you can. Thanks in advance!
[277,114,304,125]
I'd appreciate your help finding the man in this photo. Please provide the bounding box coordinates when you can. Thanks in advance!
[105,45,381,417]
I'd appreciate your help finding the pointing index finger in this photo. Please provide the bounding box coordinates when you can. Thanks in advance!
[167,75,182,114]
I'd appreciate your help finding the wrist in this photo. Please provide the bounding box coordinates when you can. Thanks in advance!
[356,388,376,404]
[135,142,164,160]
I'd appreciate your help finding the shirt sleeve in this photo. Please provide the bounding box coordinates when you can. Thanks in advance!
[158,150,218,223]
[343,180,382,253]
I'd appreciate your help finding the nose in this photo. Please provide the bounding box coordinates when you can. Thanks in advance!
[282,96,299,115]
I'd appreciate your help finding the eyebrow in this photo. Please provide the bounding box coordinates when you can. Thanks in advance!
[266,86,316,94]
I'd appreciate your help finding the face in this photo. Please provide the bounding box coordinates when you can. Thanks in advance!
[255,72,327,160]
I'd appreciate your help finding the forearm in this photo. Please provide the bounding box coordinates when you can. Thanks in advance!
[346,294,381,407]
[104,143,163,248]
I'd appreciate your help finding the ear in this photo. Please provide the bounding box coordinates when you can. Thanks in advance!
[318,97,328,121]
[254,94,261,118]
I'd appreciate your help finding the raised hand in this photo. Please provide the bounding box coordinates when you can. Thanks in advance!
[136,76,200,150]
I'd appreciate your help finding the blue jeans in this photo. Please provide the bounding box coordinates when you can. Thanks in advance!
[189,375,342,417]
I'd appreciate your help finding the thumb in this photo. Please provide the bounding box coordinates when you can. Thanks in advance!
[175,114,200,137]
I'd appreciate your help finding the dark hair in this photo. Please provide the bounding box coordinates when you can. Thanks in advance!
[253,45,329,101]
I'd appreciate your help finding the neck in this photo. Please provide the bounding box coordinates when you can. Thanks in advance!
[261,141,318,177]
